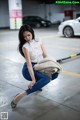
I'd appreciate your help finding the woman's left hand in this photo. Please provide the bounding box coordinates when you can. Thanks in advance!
[28,80,36,89]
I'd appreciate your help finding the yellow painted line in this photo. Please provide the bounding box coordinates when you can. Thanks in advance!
[0,43,80,51]
[62,70,80,77]
[40,35,57,39]
[40,35,80,40]
[0,42,18,46]
[0,44,5,48]
[46,45,80,51]
[0,55,23,64]
[0,55,80,77]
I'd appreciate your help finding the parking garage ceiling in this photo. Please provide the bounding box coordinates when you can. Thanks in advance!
[37,0,80,5]
[38,0,55,4]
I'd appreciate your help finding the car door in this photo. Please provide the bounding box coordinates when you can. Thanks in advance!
[28,17,37,27]
[23,17,31,25]
[73,18,80,35]
[26,17,34,27]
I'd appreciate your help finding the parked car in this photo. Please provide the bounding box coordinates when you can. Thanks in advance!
[22,16,52,28]
[58,17,80,38]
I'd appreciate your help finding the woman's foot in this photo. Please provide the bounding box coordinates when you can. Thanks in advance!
[11,92,27,109]
[38,88,42,91]
[11,93,19,109]
[11,100,17,109]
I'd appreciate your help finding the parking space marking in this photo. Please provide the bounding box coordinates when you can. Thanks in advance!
[0,43,80,51]
[45,45,80,51]
[40,35,80,40]
[63,70,80,77]
[0,55,80,77]
[0,55,23,64]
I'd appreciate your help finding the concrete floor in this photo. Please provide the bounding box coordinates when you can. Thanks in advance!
[0,27,80,120]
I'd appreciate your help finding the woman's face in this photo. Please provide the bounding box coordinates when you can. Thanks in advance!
[23,31,32,42]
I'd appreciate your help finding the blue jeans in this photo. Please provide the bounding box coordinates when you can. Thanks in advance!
[22,62,59,95]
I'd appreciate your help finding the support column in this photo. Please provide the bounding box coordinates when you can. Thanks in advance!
[8,0,22,29]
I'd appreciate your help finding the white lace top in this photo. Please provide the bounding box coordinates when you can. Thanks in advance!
[22,39,43,63]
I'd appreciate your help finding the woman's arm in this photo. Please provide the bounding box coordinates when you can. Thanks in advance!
[22,47,36,89]
[41,43,47,58]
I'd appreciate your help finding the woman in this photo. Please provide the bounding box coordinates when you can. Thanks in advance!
[11,24,58,108]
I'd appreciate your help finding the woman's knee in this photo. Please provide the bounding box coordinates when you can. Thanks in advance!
[22,68,31,80]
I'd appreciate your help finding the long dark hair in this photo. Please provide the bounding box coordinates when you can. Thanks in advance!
[18,24,35,57]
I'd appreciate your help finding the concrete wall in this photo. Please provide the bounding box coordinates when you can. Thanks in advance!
[22,2,80,23]
[0,0,80,28]
[22,1,65,22]
[45,4,64,22]
[0,0,9,28]
[22,0,40,16]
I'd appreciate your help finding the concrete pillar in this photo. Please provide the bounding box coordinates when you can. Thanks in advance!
[8,0,22,29]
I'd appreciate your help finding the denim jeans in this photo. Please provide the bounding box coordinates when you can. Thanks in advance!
[22,62,59,95]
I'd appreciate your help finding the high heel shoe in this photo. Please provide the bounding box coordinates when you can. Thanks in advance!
[11,100,17,109]
[11,93,19,109]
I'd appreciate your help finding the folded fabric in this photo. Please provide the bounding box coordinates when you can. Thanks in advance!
[34,57,62,75]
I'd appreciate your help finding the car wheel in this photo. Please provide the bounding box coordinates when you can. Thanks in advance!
[36,23,41,28]
[63,26,74,38]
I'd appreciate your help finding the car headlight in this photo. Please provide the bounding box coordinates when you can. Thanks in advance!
[41,21,46,24]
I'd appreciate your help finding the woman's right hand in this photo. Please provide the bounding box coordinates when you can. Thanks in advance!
[28,80,36,89]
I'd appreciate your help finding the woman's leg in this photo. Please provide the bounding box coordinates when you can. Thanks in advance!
[11,63,32,108]
[11,91,27,108]
[26,70,50,95]
[22,62,32,81]
[12,71,50,105]
[11,63,50,108]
